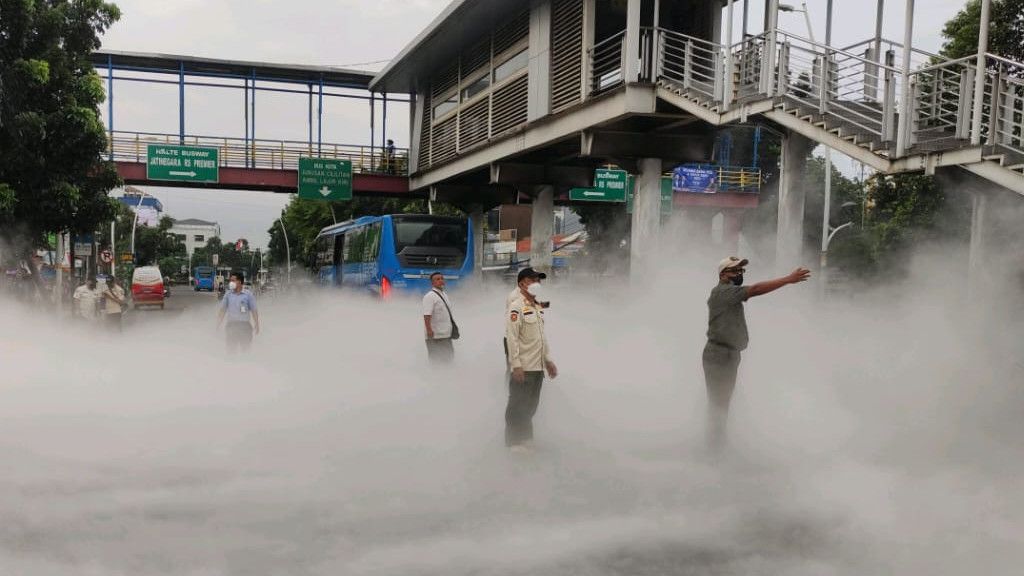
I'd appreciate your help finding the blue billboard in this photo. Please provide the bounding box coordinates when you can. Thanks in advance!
[672,165,718,194]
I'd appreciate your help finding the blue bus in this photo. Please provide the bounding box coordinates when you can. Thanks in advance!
[312,214,473,296]
[193,266,216,291]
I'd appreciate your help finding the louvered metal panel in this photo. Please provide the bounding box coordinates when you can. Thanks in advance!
[431,116,458,164]
[431,61,459,101]
[493,10,529,58]
[419,91,432,170]
[491,75,529,135]
[461,38,491,80]
[458,97,490,151]
[550,0,584,113]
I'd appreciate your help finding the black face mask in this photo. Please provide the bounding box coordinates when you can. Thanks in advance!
[730,274,744,286]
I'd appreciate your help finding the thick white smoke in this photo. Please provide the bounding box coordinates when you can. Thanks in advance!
[1,206,1022,575]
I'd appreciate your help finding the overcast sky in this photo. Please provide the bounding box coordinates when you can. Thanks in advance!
[101,0,971,249]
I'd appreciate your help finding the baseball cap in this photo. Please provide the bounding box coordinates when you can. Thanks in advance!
[717,256,749,275]
[517,267,547,282]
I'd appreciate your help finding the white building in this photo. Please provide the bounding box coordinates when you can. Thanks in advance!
[170,218,221,256]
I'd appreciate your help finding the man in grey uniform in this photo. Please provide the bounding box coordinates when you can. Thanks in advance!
[704,257,810,450]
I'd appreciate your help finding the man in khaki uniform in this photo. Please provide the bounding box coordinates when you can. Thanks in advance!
[505,267,558,452]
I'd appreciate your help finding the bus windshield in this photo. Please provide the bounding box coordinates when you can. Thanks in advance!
[392,216,468,269]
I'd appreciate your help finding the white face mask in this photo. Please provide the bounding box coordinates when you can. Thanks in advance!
[526,282,548,302]
[228,281,238,291]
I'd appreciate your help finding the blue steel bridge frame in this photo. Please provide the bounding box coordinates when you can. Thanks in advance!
[89,50,410,168]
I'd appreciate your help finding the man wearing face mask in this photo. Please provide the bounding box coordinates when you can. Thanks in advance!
[505,267,557,452]
[704,257,810,451]
[217,271,260,354]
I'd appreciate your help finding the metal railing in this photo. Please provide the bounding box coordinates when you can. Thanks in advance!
[581,27,1024,178]
[106,131,409,176]
[588,31,626,93]
[659,29,723,102]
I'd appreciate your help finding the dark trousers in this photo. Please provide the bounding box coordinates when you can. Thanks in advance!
[702,342,741,450]
[226,321,253,354]
[104,312,122,333]
[505,371,545,446]
[425,337,454,363]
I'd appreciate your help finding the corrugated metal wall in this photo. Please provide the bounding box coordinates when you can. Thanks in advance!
[417,9,530,172]
[550,0,584,113]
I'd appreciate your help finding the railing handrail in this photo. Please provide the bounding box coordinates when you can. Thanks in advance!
[657,27,722,51]
[108,130,409,153]
[839,36,945,63]
[772,29,903,73]
[590,30,626,54]
[907,54,978,76]
[985,52,1024,69]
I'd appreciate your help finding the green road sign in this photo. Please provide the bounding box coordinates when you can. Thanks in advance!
[147,144,219,183]
[298,157,353,201]
[626,177,674,215]
[595,168,628,194]
[569,187,627,202]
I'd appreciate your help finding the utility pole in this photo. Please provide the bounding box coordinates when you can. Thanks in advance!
[278,218,291,285]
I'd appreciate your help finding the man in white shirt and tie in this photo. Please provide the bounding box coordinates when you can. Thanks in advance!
[422,272,457,363]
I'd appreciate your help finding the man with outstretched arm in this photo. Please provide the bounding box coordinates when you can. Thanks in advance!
[703,257,810,451]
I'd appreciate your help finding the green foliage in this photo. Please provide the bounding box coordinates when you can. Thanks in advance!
[265,197,462,266]
[0,0,122,255]
[941,0,1024,62]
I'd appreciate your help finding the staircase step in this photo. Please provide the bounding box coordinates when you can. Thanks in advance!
[1006,163,1024,171]
[983,154,1005,164]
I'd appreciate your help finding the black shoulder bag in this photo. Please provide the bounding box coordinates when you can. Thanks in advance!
[433,289,460,340]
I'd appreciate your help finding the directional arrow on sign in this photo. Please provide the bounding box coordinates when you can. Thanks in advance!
[319,186,332,197]
[582,191,605,197]
[169,171,197,177]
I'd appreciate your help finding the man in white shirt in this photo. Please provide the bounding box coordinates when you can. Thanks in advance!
[73,277,101,321]
[422,272,457,363]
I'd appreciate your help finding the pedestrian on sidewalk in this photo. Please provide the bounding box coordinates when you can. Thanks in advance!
[73,277,101,322]
[217,271,260,354]
[504,267,557,452]
[102,277,126,332]
[422,272,458,364]
[702,257,810,452]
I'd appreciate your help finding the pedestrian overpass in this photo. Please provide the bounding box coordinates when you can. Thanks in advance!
[370,0,1024,286]
[90,51,416,197]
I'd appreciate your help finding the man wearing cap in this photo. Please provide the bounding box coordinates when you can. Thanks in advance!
[504,267,557,452]
[703,257,810,450]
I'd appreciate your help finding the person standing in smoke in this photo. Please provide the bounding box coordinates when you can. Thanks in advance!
[217,271,260,354]
[703,257,810,451]
[422,272,458,364]
[505,267,557,453]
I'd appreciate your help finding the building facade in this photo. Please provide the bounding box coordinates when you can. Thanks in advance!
[170,218,221,256]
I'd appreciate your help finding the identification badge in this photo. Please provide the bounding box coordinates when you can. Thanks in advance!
[241,304,248,313]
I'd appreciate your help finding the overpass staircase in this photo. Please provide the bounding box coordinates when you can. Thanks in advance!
[634,27,1024,194]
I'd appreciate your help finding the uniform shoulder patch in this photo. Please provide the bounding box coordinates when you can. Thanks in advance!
[510,310,519,322]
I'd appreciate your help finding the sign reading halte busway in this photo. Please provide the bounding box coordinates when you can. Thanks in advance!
[147,144,219,183]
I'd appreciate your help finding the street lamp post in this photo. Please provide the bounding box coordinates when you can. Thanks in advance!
[129,191,149,263]
[277,218,291,285]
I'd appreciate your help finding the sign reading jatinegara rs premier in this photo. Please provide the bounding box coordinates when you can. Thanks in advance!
[147,144,219,183]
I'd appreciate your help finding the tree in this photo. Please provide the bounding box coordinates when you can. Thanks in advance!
[0,0,122,267]
[940,0,1024,63]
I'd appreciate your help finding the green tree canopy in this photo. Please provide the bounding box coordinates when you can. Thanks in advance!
[0,0,122,254]
[940,0,1024,62]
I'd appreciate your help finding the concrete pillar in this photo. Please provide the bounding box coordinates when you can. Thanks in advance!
[469,205,485,280]
[722,210,742,255]
[776,133,807,270]
[409,91,424,174]
[967,190,992,300]
[528,0,553,121]
[624,0,642,83]
[630,158,663,276]
[530,186,555,272]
